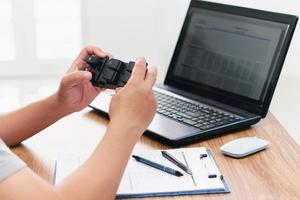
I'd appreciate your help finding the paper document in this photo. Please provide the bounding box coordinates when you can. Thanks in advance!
[117,147,227,198]
[54,147,229,198]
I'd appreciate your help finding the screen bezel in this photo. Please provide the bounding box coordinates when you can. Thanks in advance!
[164,0,298,117]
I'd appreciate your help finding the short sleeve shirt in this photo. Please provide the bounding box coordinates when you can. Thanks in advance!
[0,139,26,182]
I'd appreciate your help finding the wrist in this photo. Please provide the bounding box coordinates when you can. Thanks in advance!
[107,117,144,140]
[46,92,73,118]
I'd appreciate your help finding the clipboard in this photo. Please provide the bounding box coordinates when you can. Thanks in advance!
[116,147,230,198]
[54,147,230,198]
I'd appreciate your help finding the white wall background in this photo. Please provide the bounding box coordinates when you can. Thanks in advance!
[1,0,299,80]
[0,0,83,76]
[81,0,300,82]
[81,0,189,82]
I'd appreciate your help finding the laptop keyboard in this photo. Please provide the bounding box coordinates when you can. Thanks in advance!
[154,91,242,130]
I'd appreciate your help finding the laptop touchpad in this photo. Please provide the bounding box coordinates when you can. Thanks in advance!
[148,114,200,141]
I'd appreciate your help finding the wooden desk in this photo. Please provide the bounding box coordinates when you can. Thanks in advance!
[12,109,300,200]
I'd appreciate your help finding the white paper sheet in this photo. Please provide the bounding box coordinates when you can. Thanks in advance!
[117,147,225,195]
[54,147,226,196]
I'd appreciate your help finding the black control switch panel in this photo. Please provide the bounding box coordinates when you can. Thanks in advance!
[85,55,135,89]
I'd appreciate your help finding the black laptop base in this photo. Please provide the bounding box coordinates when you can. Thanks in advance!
[144,115,260,146]
[88,106,260,146]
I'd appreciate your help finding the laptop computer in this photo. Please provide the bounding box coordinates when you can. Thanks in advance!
[89,0,298,146]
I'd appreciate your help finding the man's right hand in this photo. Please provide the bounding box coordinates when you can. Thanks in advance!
[108,57,157,137]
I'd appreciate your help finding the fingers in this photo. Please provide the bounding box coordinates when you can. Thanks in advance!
[61,71,92,88]
[129,57,147,83]
[128,57,157,89]
[145,66,157,88]
[78,45,112,60]
[72,46,112,70]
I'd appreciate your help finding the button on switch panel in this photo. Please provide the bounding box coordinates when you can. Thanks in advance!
[85,55,139,89]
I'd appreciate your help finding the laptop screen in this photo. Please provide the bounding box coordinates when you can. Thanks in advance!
[170,7,289,102]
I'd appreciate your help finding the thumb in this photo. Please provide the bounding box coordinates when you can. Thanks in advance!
[61,71,92,88]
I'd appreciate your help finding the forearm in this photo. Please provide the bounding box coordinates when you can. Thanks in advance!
[0,53,156,200]
[0,121,140,200]
[0,168,63,200]
[57,120,140,200]
[0,94,68,146]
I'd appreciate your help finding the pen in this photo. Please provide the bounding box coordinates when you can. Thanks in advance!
[161,150,193,175]
[132,155,183,177]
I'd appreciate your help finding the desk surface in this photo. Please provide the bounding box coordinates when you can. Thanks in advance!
[12,109,300,200]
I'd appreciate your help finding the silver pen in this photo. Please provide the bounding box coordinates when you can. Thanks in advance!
[161,150,193,175]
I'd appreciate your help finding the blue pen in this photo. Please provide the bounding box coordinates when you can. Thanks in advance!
[132,155,183,177]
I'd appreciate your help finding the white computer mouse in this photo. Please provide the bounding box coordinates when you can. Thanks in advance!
[220,137,269,158]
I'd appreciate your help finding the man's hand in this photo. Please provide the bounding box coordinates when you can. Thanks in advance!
[54,46,111,115]
[109,57,157,137]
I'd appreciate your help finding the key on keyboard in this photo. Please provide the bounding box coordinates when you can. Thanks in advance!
[154,91,242,130]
